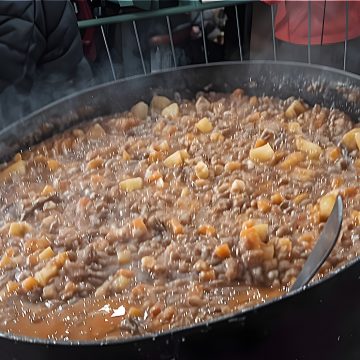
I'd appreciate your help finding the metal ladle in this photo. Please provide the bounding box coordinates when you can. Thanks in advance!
[291,195,343,291]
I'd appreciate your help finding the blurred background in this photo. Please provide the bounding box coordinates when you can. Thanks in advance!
[1,0,359,123]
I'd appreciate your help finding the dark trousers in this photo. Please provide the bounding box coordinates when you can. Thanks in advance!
[276,37,360,74]
[224,3,253,61]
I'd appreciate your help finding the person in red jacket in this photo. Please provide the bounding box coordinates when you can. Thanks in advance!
[267,1,360,73]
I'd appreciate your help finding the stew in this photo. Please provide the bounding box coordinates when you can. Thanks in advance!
[0,89,359,341]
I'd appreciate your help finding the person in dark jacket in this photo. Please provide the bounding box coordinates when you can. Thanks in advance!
[0,0,91,124]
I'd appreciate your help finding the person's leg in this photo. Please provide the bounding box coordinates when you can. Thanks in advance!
[310,42,344,69]
[345,37,360,75]
[276,40,308,63]
[276,39,355,72]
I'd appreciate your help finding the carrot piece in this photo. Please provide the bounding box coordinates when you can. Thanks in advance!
[41,185,55,196]
[148,171,162,183]
[198,225,216,236]
[257,199,272,213]
[213,243,231,259]
[128,307,143,318]
[169,218,184,235]
[199,269,216,282]
[132,218,147,232]
[6,281,19,293]
[342,187,357,198]
[47,159,60,171]
[271,193,284,205]
[255,139,267,148]
[240,227,261,250]
[22,276,39,292]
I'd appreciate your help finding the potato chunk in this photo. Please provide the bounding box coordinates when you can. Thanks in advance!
[195,96,211,114]
[0,253,13,269]
[249,143,274,163]
[117,249,132,265]
[224,161,241,172]
[164,149,189,167]
[252,223,268,242]
[355,132,360,151]
[195,161,209,179]
[158,140,170,152]
[341,128,360,151]
[122,150,131,161]
[9,222,32,237]
[239,222,268,250]
[164,151,182,167]
[195,117,213,133]
[351,210,360,226]
[87,123,106,139]
[285,100,306,118]
[47,159,60,171]
[161,103,180,119]
[179,149,190,160]
[87,157,103,170]
[288,121,302,134]
[38,247,55,261]
[119,177,143,192]
[141,256,156,271]
[262,244,274,260]
[231,179,245,193]
[35,263,59,287]
[112,274,131,292]
[319,192,337,221]
[151,95,171,111]
[295,137,323,159]
[131,101,149,120]
[292,167,315,182]
[210,132,225,142]
[278,152,305,170]
[0,160,26,181]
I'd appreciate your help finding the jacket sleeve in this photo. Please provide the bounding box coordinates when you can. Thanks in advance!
[0,1,45,93]
[39,0,84,75]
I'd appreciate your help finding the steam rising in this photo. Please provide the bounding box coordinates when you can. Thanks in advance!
[1,2,358,128]
[0,57,111,127]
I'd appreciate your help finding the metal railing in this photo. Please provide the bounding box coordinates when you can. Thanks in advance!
[77,0,352,81]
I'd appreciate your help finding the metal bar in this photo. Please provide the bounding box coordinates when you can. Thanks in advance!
[100,24,116,80]
[320,1,326,45]
[78,1,244,29]
[344,0,349,71]
[271,4,277,61]
[200,11,208,64]
[234,5,243,61]
[307,0,311,64]
[132,20,146,74]
[166,16,177,68]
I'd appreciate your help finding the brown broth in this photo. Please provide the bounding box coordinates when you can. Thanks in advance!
[1,287,283,341]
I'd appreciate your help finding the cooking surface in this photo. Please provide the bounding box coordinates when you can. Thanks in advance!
[0,88,359,341]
